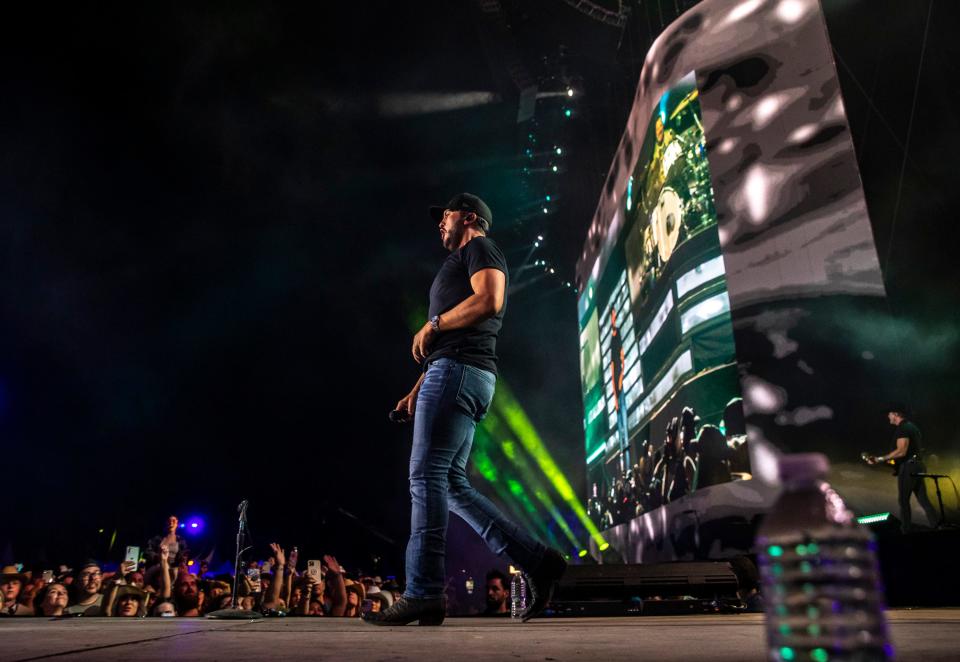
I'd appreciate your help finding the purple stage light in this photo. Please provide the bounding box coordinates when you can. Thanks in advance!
[184,516,204,534]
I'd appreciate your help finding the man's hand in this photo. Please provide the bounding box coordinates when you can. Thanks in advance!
[395,390,418,420]
[111,561,132,586]
[411,322,437,364]
[394,373,425,421]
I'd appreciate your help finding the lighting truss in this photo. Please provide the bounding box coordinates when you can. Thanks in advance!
[560,0,628,28]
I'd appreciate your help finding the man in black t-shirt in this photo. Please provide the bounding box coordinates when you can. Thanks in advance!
[364,193,565,627]
[867,405,940,532]
[481,569,511,616]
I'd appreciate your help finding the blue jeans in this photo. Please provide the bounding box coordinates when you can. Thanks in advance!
[404,358,547,599]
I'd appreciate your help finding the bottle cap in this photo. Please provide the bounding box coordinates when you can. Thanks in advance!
[778,452,829,482]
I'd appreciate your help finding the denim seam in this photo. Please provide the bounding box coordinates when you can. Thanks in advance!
[452,365,469,410]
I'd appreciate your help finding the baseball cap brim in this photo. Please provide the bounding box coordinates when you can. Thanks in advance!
[428,205,446,222]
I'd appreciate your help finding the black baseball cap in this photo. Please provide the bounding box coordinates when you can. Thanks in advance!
[884,402,910,417]
[429,192,493,230]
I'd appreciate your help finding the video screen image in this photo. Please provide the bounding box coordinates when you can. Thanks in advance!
[578,72,750,531]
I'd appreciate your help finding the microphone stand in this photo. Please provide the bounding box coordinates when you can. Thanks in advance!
[232,499,250,600]
[207,499,263,619]
[914,473,958,529]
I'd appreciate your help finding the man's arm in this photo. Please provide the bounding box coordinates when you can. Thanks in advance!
[412,268,506,363]
[879,437,911,462]
[435,268,506,331]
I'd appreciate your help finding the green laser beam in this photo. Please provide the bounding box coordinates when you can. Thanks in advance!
[492,380,606,546]
[472,430,554,543]
[487,409,583,552]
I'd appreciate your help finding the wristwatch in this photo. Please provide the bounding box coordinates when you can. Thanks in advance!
[429,315,441,331]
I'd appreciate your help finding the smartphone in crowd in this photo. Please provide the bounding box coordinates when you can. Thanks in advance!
[124,546,140,572]
[306,559,322,581]
[247,567,261,592]
[41,570,54,584]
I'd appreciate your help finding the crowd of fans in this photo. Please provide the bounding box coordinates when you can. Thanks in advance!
[2,516,516,619]
[589,401,751,528]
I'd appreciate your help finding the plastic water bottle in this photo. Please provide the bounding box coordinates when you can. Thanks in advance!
[510,571,526,619]
[757,453,892,661]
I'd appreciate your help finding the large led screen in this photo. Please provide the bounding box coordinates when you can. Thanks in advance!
[579,72,748,532]
[576,0,900,563]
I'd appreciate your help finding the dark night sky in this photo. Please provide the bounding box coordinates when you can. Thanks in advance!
[1,1,958,573]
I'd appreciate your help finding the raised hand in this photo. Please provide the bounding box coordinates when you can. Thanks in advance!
[269,542,286,568]
[322,554,343,574]
[160,544,170,564]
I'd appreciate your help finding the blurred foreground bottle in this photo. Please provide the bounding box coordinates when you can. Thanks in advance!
[757,453,892,661]
[509,567,526,620]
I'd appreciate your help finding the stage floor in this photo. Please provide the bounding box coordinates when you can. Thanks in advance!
[1,609,958,661]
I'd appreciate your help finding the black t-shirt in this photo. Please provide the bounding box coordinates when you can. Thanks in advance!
[892,420,922,469]
[426,236,508,374]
